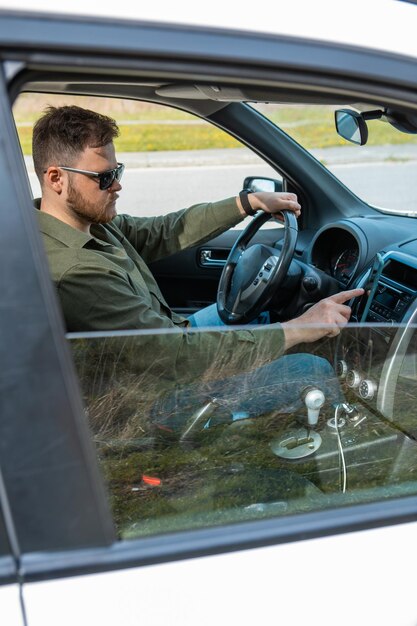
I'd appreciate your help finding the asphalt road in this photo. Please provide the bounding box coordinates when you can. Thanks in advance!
[26,146,417,217]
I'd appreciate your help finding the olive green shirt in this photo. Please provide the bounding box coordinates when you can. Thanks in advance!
[36,198,285,386]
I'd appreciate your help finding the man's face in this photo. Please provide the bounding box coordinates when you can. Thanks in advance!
[64,142,121,225]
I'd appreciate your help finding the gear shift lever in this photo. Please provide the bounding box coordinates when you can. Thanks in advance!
[301,386,325,428]
[270,386,324,459]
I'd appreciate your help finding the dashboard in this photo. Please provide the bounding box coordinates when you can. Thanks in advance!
[301,217,417,434]
[307,214,417,289]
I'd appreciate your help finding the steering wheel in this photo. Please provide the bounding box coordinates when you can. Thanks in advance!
[217,210,298,324]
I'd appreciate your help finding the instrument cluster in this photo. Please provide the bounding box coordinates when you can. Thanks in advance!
[310,226,361,286]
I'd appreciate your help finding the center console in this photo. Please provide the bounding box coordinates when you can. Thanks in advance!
[336,251,417,422]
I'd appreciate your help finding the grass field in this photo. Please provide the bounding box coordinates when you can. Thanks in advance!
[14,93,417,155]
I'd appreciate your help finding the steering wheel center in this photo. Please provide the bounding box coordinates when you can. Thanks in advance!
[217,210,298,324]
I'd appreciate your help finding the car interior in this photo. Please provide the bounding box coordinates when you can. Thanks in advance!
[12,70,417,539]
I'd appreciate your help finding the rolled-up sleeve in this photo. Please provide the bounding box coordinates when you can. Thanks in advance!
[113,197,243,263]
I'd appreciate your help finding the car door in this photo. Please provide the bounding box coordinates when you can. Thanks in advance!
[2,7,417,626]
[14,324,417,626]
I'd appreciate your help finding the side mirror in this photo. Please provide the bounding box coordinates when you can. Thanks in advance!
[335,109,368,145]
[243,176,282,193]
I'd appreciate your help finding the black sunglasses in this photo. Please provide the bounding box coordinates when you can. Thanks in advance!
[56,162,125,190]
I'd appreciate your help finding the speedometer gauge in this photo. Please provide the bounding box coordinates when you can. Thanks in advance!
[332,248,359,284]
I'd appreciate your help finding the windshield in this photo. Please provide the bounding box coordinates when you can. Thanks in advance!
[251,103,417,216]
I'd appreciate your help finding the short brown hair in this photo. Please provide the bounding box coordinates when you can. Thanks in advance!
[32,105,119,183]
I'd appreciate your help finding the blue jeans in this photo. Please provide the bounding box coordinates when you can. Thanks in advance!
[153,304,342,429]
[188,303,270,327]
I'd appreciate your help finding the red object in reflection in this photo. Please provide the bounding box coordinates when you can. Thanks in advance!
[142,475,162,486]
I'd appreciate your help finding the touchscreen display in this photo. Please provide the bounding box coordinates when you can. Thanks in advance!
[374,290,399,310]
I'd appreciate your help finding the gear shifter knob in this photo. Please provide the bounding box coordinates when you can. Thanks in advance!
[301,386,325,427]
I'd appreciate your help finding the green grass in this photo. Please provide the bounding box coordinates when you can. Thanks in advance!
[115,123,241,152]
[256,106,417,150]
[14,95,417,155]
[17,122,241,154]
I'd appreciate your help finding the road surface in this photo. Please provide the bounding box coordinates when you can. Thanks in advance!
[26,146,417,217]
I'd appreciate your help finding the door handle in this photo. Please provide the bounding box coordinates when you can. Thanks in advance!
[199,249,227,268]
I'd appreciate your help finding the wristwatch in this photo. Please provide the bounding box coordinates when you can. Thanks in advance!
[239,189,257,216]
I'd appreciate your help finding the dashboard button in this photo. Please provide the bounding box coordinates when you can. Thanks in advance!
[346,369,361,389]
[359,379,377,400]
[336,360,348,378]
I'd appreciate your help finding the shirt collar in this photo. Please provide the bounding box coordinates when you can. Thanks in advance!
[35,200,113,249]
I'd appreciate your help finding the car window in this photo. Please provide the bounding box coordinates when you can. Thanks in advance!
[14,94,282,230]
[16,88,417,550]
[252,103,417,215]
[68,321,417,541]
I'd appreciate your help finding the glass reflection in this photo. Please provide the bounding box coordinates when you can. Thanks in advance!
[68,322,417,539]
[336,111,361,144]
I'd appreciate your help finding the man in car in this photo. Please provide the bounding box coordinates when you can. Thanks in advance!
[33,105,363,426]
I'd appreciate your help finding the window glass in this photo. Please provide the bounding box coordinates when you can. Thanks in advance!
[14,94,281,229]
[26,92,417,541]
[68,321,417,540]
[251,103,417,215]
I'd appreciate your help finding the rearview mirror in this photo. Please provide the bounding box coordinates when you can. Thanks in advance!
[335,109,368,145]
[335,108,384,146]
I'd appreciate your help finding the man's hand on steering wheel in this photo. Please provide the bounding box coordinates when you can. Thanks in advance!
[236,191,302,220]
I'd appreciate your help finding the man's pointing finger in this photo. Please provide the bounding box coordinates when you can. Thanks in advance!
[329,288,365,304]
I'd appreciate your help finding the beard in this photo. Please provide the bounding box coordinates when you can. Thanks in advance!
[67,177,117,225]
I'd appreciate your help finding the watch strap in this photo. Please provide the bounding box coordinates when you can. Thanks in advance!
[239,190,257,216]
